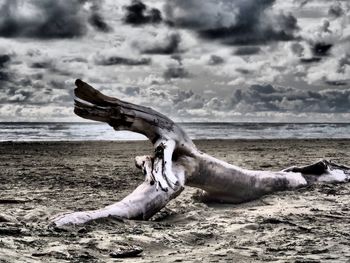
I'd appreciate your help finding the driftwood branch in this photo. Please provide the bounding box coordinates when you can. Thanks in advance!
[52,80,350,226]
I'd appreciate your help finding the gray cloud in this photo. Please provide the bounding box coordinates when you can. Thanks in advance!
[123,0,162,25]
[122,86,140,96]
[0,51,73,107]
[0,70,9,81]
[328,3,344,18]
[300,20,334,63]
[236,68,253,75]
[163,66,189,79]
[290,42,304,57]
[231,84,350,113]
[300,57,322,63]
[89,13,111,32]
[139,32,181,55]
[0,0,110,39]
[337,54,350,74]
[164,0,299,45]
[208,55,225,65]
[0,53,12,81]
[94,55,151,66]
[0,76,72,106]
[172,90,204,109]
[312,42,333,57]
[87,0,111,32]
[0,54,11,68]
[234,46,261,56]
[325,80,348,86]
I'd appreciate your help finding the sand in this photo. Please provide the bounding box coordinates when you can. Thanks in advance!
[0,139,349,263]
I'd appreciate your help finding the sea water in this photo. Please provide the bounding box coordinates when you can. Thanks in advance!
[0,122,349,141]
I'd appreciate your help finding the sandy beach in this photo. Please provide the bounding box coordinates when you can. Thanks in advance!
[0,139,349,263]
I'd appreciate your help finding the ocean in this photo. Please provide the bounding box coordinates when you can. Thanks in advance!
[0,122,349,141]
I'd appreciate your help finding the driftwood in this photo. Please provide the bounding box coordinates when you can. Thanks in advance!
[53,79,350,226]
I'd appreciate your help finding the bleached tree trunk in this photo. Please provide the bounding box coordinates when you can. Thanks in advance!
[52,80,350,226]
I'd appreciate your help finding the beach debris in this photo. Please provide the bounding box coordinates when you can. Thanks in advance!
[0,198,29,204]
[109,245,143,258]
[51,79,350,227]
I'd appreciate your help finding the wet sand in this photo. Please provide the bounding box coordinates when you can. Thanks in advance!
[0,139,349,262]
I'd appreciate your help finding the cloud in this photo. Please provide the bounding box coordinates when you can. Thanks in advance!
[328,3,344,18]
[86,0,111,32]
[172,90,204,110]
[0,49,75,109]
[164,0,299,45]
[300,57,322,63]
[123,0,162,25]
[89,13,111,32]
[234,46,261,56]
[138,32,181,55]
[207,55,225,65]
[122,86,140,96]
[0,52,13,81]
[0,0,110,39]
[163,66,189,79]
[325,80,348,86]
[290,42,304,57]
[231,84,350,113]
[295,20,339,63]
[0,54,11,68]
[94,54,151,66]
[337,54,350,74]
[312,42,333,57]
[0,76,72,106]
[306,20,333,57]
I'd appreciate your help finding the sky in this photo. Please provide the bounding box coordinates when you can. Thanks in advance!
[0,0,349,122]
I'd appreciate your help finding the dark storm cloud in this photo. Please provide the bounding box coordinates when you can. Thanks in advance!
[325,80,348,86]
[164,0,299,45]
[123,0,162,25]
[0,0,110,39]
[0,71,9,81]
[89,13,111,32]
[299,20,333,62]
[140,33,181,55]
[94,55,151,66]
[234,46,261,56]
[0,53,13,81]
[163,66,189,79]
[300,57,322,63]
[312,43,333,57]
[0,54,11,68]
[231,84,350,113]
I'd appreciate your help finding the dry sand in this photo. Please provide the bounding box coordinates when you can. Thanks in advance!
[0,139,349,263]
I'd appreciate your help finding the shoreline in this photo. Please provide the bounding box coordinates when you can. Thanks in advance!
[1,137,350,143]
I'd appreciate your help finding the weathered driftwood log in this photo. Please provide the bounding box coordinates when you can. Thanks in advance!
[52,79,350,226]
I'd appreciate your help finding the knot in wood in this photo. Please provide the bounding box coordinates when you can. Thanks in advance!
[155,144,165,158]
